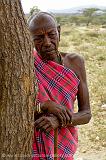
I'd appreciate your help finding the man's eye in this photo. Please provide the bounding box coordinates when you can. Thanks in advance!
[33,36,43,41]
[49,33,56,38]
[39,35,44,39]
[49,33,55,36]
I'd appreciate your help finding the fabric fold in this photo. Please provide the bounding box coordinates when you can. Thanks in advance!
[33,51,80,160]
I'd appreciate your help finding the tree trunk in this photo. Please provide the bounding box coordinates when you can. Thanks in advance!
[0,0,36,159]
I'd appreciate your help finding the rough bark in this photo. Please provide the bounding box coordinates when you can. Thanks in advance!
[0,0,36,159]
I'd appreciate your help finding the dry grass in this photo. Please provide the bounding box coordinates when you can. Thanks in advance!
[59,25,106,159]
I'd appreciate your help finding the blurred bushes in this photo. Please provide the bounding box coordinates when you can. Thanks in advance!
[55,10,106,27]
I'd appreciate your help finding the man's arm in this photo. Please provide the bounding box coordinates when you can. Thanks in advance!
[65,53,91,126]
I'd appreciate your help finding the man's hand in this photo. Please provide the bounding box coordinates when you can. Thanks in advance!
[41,100,72,126]
[34,115,59,132]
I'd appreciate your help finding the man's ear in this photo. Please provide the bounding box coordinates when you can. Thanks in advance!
[57,24,61,41]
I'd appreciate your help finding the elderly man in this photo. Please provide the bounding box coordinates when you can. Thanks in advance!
[29,12,91,160]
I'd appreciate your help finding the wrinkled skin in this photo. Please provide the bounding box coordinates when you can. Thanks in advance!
[30,13,59,62]
[41,100,72,125]
[34,115,59,133]
[29,12,91,132]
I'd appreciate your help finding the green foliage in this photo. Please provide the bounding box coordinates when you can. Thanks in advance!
[29,6,41,16]
[55,8,106,26]
[27,6,41,24]
[56,15,70,25]
[56,16,62,24]
[83,8,99,17]
[82,8,99,26]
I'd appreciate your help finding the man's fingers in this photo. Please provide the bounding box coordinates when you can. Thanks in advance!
[54,109,68,125]
[60,112,67,125]
[58,108,72,126]
[55,113,64,124]
[36,120,47,129]
[66,109,72,118]
[43,124,51,132]
[34,117,45,126]
[64,110,71,122]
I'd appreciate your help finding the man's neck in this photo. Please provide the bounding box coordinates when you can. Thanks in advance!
[37,51,63,65]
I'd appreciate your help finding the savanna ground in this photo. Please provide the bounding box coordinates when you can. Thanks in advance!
[59,25,106,160]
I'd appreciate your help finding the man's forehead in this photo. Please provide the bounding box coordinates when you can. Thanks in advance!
[32,27,57,35]
[37,13,55,20]
[29,13,57,32]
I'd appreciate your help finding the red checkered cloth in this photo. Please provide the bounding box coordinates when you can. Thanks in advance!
[32,51,80,160]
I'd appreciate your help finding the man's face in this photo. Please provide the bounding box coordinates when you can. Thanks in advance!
[31,14,59,61]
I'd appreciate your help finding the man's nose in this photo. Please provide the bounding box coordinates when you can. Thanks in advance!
[44,35,51,46]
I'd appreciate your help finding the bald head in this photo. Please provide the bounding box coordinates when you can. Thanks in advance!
[29,12,57,32]
[29,12,60,61]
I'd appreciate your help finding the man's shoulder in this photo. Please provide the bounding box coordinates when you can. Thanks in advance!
[61,52,84,65]
[61,52,85,78]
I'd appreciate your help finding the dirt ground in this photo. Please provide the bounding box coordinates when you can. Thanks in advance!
[74,149,106,160]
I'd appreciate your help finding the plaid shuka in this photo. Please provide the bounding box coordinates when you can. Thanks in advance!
[33,51,80,160]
